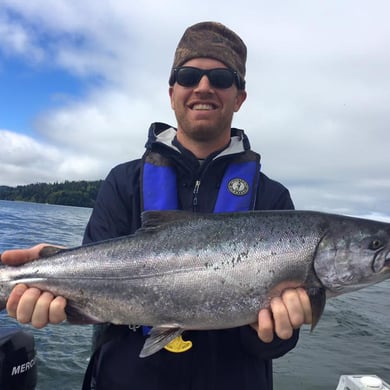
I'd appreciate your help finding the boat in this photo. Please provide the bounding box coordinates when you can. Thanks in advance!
[0,327,37,390]
[3,326,390,390]
[336,375,390,389]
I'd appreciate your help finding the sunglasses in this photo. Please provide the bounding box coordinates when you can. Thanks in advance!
[169,66,245,90]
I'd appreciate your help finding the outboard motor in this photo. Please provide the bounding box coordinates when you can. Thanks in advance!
[0,328,37,390]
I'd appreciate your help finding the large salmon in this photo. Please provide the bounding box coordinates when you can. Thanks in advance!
[1,210,389,357]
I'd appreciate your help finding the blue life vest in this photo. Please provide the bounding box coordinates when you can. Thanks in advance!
[141,150,261,212]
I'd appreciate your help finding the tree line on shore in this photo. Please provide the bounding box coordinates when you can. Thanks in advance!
[0,180,103,208]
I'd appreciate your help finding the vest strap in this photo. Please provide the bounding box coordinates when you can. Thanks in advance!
[141,152,179,211]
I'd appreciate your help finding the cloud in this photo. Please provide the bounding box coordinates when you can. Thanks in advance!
[0,0,389,220]
[0,11,44,63]
[1,129,61,185]
[1,129,58,166]
[0,129,104,185]
[34,86,173,160]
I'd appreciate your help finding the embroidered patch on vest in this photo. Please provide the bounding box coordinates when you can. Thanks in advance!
[228,178,249,196]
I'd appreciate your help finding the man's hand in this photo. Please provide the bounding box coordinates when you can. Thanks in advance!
[1,244,67,328]
[251,288,312,342]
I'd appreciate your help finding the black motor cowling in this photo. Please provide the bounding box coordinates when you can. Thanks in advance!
[0,328,37,390]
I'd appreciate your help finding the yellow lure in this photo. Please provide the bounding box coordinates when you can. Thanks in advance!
[164,335,192,353]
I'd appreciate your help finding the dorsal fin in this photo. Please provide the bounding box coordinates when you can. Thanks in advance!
[140,210,196,230]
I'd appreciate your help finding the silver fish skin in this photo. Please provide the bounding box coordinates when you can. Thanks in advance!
[1,210,390,357]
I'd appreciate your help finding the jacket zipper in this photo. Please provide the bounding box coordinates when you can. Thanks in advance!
[192,180,201,211]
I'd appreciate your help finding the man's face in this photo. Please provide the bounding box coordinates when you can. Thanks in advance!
[169,58,247,151]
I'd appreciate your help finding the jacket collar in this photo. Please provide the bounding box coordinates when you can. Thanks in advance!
[144,122,252,159]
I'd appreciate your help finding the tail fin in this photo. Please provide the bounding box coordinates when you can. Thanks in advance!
[0,262,11,312]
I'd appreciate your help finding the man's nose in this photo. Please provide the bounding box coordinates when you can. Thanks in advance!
[195,75,213,90]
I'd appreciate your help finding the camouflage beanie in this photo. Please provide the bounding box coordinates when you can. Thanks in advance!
[171,21,247,86]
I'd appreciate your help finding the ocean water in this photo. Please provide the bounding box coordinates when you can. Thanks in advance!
[0,199,390,389]
[0,200,93,390]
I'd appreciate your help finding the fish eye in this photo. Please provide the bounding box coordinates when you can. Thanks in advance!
[369,239,383,251]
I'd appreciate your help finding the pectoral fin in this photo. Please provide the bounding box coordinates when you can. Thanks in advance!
[140,326,184,358]
[306,287,326,330]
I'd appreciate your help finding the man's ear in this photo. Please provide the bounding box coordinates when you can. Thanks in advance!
[169,87,175,109]
[234,90,247,112]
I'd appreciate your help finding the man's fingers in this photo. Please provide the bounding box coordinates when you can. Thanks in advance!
[49,296,67,324]
[1,244,49,266]
[9,287,67,328]
[31,291,55,328]
[30,293,66,328]
[6,284,28,317]
[16,287,41,324]
[253,288,313,343]
[257,308,275,343]
[280,289,305,329]
[2,244,67,329]
[270,297,294,340]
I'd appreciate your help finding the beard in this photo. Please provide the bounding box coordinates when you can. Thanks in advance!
[175,112,234,144]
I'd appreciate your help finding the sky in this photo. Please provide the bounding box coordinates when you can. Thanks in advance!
[0,0,389,220]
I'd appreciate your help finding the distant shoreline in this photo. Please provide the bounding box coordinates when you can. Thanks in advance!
[0,180,103,208]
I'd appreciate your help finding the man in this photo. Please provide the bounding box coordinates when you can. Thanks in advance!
[2,22,312,389]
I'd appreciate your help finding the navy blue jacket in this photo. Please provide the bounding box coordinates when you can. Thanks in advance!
[82,123,297,390]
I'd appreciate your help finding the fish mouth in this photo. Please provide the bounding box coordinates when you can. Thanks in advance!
[385,251,390,267]
[373,249,390,273]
